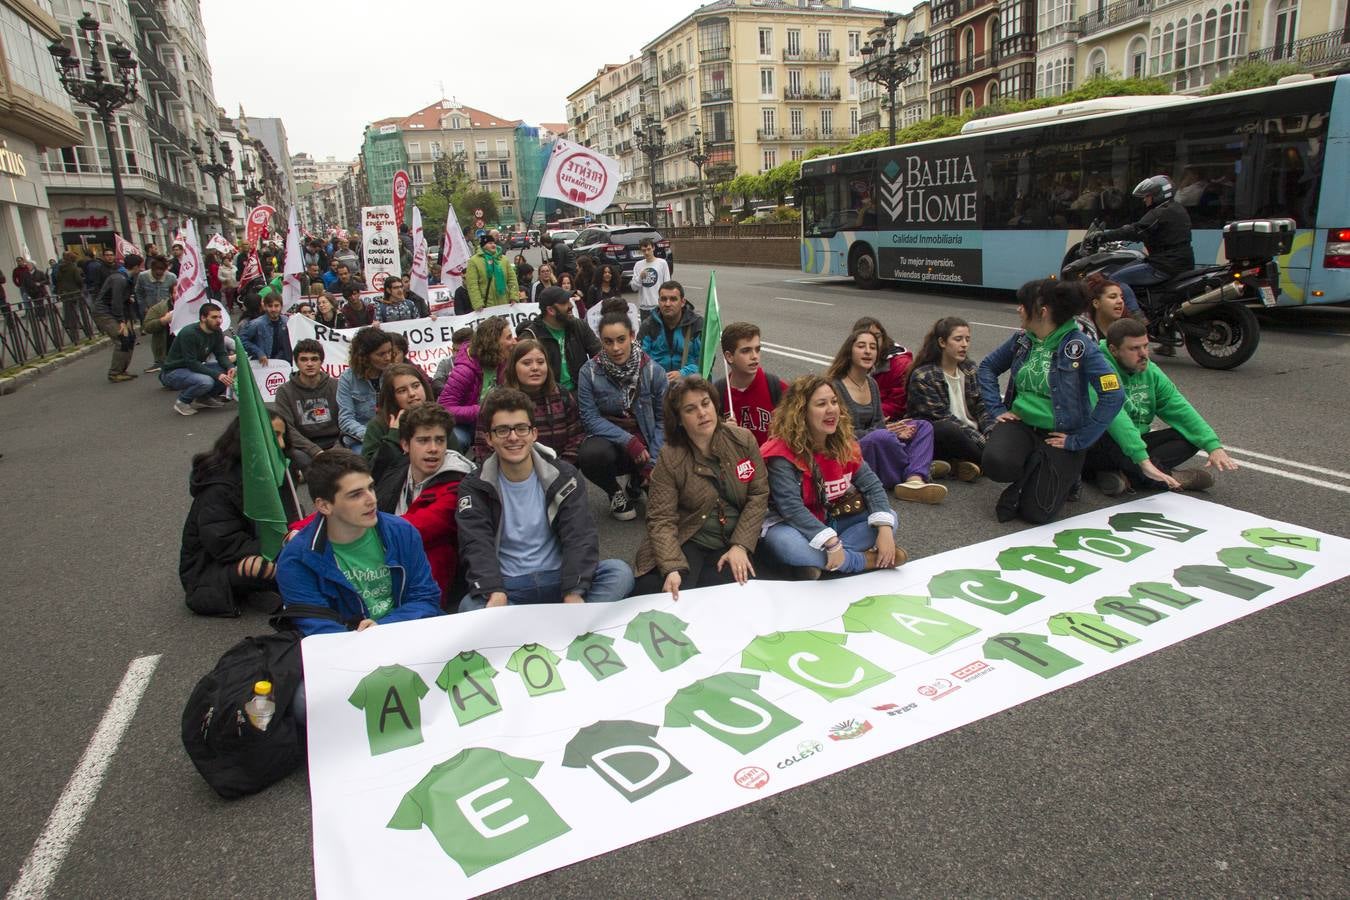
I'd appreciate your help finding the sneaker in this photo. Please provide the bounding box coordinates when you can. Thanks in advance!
[173,400,198,416]
[107,373,135,383]
[609,488,637,521]
[952,461,982,482]
[790,566,823,581]
[1172,467,1215,491]
[1095,470,1130,497]
[929,460,952,480]
[893,480,948,504]
[143,365,161,374]
[193,397,226,409]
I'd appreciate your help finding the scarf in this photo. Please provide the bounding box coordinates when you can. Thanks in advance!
[597,345,644,412]
[482,249,507,297]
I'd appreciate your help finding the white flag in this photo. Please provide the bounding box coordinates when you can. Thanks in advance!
[536,138,622,215]
[282,206,304,310]
[440,203,472,296]
[169,220,229,334]
[409,206,429,300]
[206,232,237,257]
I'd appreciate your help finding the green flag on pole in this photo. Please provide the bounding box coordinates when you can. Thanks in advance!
[699,270,722,380]
[233,337,290,560]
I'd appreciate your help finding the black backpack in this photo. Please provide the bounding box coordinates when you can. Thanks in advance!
[181,604,351,799]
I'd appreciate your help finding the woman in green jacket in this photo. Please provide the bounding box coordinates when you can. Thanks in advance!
[465,235,519,309]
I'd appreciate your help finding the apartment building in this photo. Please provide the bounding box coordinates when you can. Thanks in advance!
[291,151,317,185]
[859,2,932,134]
[929,0,1038,115]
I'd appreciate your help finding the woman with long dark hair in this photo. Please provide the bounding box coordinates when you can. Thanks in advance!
[851,316,913,419]
[906,316,993,481]
[437,316,516,448]
[336,326,394,452]
[362,362,439,479]
[474,339,584,463]
[587,263,624,307]
[1075,273,1129,343]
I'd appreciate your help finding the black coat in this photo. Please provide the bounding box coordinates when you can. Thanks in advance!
[519,312,600,390]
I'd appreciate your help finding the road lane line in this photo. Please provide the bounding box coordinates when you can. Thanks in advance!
[969,321,1019,330]
[759,341,833,366]
[1223,446,1350,480]
[1198,453,1350,495]
[772,296,835,306]
[6,654,161,900]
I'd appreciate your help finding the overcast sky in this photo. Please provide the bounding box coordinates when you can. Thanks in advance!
[203,0,918,163]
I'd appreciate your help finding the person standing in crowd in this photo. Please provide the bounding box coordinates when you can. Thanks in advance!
[276,451,444,637]
[517,262,536,301]
[54,251,84,297]
[338,283,374,328]
[301,262,324,296]
[827,327,947,504]
[337,327,395,453]
[274,339,341,470]
[303,238,328,273]
[455,389,634,611]
[577,313,668,521]
[519,286,600,395]
[178,412,297,617]
[759,375,902,579]
[362,363,439,479]
[85,247,115,296]
[632,376,768,600]
[321,255,341,291]
[852,317,913,420]
[240,293,293,366]
[713,322,787,447]
[574,255,596,303]
[92,252,144,383]
[905,317,993,482]
[544,233,577,278]
[205,249,223,301]
[1087,317,1238,495]
[977,279,1159,524]
[639,280,703,383]
[1075,274,1130,343]
[437,316,516,449]
[629,238,669,323]
[140,271,176,376]
[160,302,234,416]
[372,275,428,322]
[333,238,361,274]
[474,339,585,464]
[168,242,185,277]
[375,402,476,610]
[587,263,623,309]
[466,235,518,309]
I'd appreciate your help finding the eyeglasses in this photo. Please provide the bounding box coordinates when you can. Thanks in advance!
[490,424,534,439]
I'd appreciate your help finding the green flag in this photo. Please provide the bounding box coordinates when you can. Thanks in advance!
[699,270,722,379]
[234,337,289,560]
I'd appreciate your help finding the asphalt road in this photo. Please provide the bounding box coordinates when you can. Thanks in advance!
[0,262,1346,899]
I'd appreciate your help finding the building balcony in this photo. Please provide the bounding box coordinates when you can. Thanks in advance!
[951,52,1000,84]
[475,150,511,160]
[701,88,733,104]
[134,38,181,95]
[663,99,688,118]
[784,86,842,101]
[129,0,168,37]
[614,109,631,125]
[615,140,633,153]
[144,107,189,149]
[1079,0,1154,38]
[661,61,686,82]
[701,46,731,62]
[932,0,982,27]
[157,176,201,211]
[1247,28,1350,71]
[705,130,735,146]
[783,48,840,63]
[758,128,848,143]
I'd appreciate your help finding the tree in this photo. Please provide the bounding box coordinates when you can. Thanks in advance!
[452,190,499,230]
[761,160,801,206]
[1206,60,1303,95]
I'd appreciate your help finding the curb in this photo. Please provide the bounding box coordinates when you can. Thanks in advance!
[0,337,111,395]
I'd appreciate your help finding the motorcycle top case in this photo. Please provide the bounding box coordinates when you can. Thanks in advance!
[1222,218,1296,261]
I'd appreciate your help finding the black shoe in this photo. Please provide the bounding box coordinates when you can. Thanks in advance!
[995,483,1021,522]
[1067,479,1082,502]
[610,488,637,521]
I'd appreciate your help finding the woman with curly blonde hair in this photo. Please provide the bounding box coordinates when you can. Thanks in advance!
[758,374,903,579]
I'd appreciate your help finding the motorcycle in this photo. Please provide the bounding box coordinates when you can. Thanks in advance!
[1061,218,1293,370]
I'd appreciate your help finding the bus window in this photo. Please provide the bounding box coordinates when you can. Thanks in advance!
[1248,112,1327,227]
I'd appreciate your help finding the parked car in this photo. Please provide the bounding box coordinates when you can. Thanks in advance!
[547,229,579,247]
[507,233,530,249]
[571,225,674,288]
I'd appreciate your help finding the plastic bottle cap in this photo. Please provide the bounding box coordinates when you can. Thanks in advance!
[254,680,273,695]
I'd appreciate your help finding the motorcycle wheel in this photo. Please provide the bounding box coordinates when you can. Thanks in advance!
[1183,302,1260,370]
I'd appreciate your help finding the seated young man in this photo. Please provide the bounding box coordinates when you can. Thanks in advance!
[375,403,476,609]
[456,388,635,611]
[276,450,443,636]
[239,292,292,365]
[713,321,788,446]
[1088,317,1239,495]
[273,338,341,469]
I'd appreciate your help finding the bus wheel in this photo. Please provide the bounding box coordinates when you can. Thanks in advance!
[851,245,880,290]
[1184,302,1260,370]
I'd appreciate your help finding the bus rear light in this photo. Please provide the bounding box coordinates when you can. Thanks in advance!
[1326,228,1350,268]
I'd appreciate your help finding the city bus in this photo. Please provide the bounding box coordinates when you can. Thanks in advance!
[798,74,1349,306]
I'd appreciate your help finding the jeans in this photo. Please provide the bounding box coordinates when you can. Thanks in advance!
[982,421,1086,524]
[761,512,877,575]
[1112,261,1166,315]
[457,559,635,612]
[859,421,934,488]
[932,419,985,464]
[1084,427,1199,489]
[160,362,227,404]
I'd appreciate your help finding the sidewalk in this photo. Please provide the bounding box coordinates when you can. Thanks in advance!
[0,337,109,395]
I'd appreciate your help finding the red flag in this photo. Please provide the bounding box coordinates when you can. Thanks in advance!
[392,170,410,226]
[246,204,276,246]
[113,233,141,263]
[240,250,262,285]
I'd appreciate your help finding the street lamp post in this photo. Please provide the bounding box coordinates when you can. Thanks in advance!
[48,13,139,240]
[191,128,235,238]
[241,155,263,209]
[633,118,666,229]
[851,16,927,146]
[688,126,711,226]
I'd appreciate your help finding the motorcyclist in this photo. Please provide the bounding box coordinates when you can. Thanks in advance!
[1088,175,1194,317]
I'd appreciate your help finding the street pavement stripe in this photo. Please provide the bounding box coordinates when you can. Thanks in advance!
[969,320,1020,330]
[759,341,834,366]
[1200,452,1350,495]
[772,296,835,306]
[1223,445,1350,481]
[6,654,161,900]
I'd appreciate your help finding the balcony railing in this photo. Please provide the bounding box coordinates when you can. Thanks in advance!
[700,46,731,61]
[663,99,688,118]
[758,127,845,142]
[134,37,180,95]
[952,51,1000,80]
[701,88,733,104]
[144,107,189,149]
[783,48,840,63]
[1246,28,1350,70]
[475,150,511,160]
[661,61,686,82]
[932,0,979,26]
[784,86,842,101]
[615,140,633,153]
[614,109,631,125]
[158,176,201,211]
[129,0,168,36]
[1079,0,1155,37]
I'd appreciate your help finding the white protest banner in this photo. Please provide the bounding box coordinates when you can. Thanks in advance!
[362,205,399,290]
[206,233,237,257]
[169,221,229,334]
[282,207,304,310]
[409,206,429,300]
[249,358,293,402]
[537,138,622,215]
[441,204,471,296]
[287,304,537,380]
[302,494,1350,899]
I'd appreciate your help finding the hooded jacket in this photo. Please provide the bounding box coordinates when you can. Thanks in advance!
[638,301,703,378]
[273,372,341,457]
[376,450,476,608]
[465,249,519,309]
[519,311,601,391]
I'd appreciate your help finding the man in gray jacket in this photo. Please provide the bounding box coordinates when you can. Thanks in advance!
[273,338,341,470]
[92,253,143,382]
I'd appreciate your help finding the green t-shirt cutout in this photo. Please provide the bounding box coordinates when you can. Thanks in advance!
[562,719,691,801]
[1047,612,1140,652]
[928,568,1044,615]
[663,672,801,754]
[1215,546,1313,580]
[843,594,977,654]
[1128,581,1203,609]
[566,633,628,681]
[624,610,701,671]
[1094,595,1169,627]
[983,633,1082,679]
[348,664,430,756]
[739,630,893,701]
[332,527,394,620]
[1173,565,1272,600]
[1052,527,1153,562]
[388,748,570,876]
[435,651,502,726]
[996,545,1101,583]
[506,644,566,697]
[1241,527,1320,552]
[1108,511,1206,543]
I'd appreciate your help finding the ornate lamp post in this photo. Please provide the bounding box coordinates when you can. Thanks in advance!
[688,126,711,226]
[851,15,927,146]
[241,155,263,208]
[48,12,139,239]
[191,128,235,238]
[633,117,666,228]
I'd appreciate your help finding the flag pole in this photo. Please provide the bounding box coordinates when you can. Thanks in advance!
[722,350,734,421]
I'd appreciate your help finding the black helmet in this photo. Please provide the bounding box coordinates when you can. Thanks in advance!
[1132,175,1175,203]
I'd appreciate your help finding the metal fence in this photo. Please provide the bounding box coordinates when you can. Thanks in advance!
[0,292,100,371]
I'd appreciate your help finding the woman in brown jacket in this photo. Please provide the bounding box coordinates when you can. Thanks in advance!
[633,376,769,601]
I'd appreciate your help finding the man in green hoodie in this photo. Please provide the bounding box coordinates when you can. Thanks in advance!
[160,303,235,416]
[1089,317,1239,495]
[465,234,519,309]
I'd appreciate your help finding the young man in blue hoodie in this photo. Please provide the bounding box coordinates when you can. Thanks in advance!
[276,450,443,636]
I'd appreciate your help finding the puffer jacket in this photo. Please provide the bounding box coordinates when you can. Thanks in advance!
[437,343,500,427]
[873,344,914,419]
[638,301,703,378]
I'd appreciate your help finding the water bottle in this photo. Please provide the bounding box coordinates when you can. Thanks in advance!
[244,680,276,731]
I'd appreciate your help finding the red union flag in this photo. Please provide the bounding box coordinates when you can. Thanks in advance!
[537,138,621,214]
[113,232,141,263]
[169,220,229,334]
[392,170,410,226]
[246,204,275,245]
[240,249,262,285]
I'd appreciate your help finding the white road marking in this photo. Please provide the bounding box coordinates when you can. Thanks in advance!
[6,654,162,900]
[759,341,834,366]
[772,296,835,306]
[1223,446,1350,480]
[969,320,1019,331]
[1199,452,1350,495]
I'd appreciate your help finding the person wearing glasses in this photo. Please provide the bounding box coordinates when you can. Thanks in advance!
[455,388,634,611]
